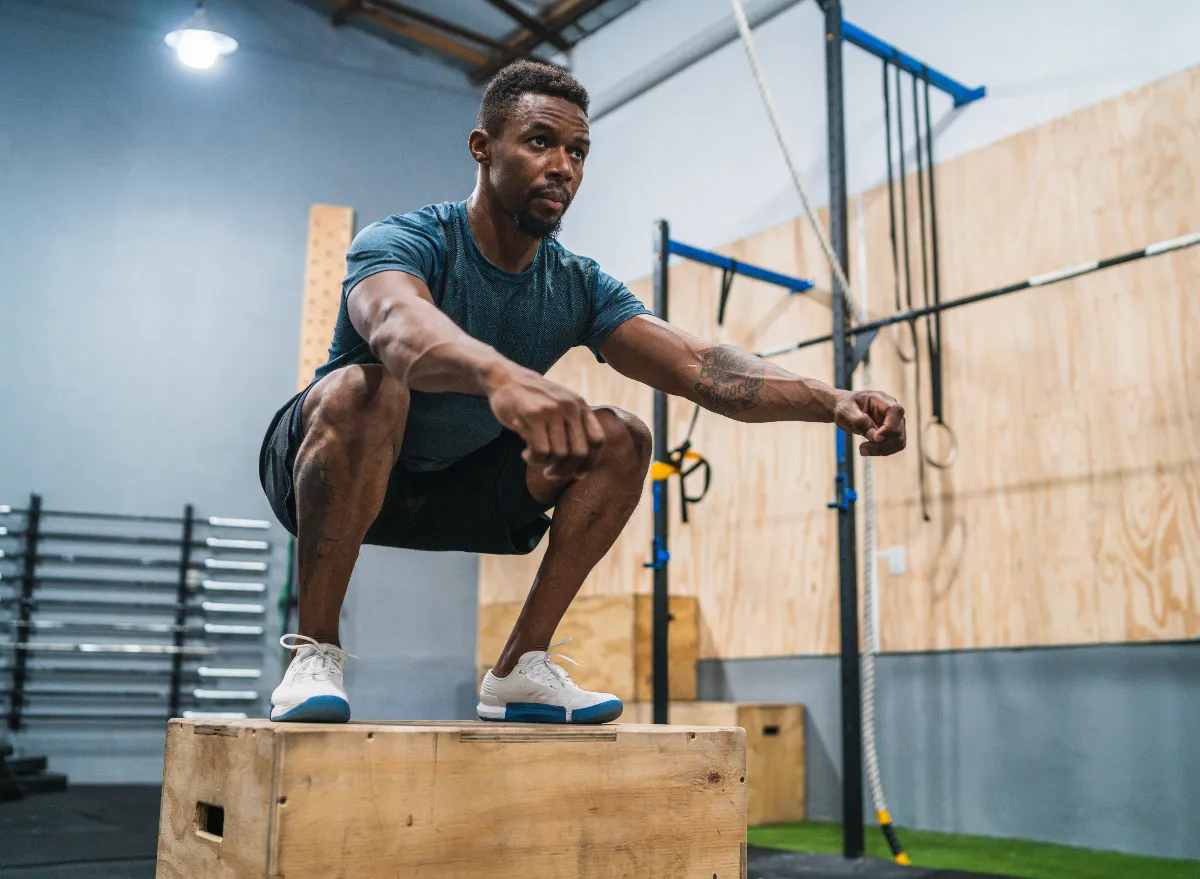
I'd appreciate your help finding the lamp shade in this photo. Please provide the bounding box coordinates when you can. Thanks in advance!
[166,6,238,69]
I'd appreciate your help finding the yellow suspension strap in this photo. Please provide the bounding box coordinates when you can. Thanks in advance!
[651,435,712,524]
[648,265,728,525]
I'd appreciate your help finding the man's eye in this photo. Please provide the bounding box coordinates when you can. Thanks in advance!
[531,135,547,146]
[571,149,586,160]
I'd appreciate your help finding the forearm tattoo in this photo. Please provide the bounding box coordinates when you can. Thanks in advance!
[694,345,766,416]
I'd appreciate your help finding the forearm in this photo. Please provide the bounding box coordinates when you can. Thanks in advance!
[687,344,842,424]
[366,296,517,396]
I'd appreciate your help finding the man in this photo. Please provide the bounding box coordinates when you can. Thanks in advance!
[259,60,905,725]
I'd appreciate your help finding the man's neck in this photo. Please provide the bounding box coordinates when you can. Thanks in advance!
[466,187,541,274]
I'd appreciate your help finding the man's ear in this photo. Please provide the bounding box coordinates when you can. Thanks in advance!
[468,128,491,166]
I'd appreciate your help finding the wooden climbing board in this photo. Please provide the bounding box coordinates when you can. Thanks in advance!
[297,204,355,392]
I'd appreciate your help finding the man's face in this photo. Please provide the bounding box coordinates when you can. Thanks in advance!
[475,93,590,239]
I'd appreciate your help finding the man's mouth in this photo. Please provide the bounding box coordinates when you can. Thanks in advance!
[532,190,568,209]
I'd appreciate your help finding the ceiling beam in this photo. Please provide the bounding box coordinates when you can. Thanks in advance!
[366,0,511,52]
[311,0,489,67]
[470,0,609,83]
[481,0,571,52]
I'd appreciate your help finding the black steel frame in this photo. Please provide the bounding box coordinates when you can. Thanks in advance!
[7,494,41,731]
[1,498,269,728]
[650,219,671,726]
[324,0,616,83]
[168,505,195,719]
[820,0,865,858]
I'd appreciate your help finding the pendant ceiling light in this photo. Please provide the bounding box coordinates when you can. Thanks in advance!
[165,1,238,70]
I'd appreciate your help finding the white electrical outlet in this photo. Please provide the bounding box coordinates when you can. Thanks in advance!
[886,546,906,575]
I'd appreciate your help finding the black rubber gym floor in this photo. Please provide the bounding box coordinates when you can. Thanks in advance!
[0,785,159,878]
[0,786,1012,879]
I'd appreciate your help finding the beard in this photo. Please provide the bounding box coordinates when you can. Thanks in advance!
[513,189,572,239]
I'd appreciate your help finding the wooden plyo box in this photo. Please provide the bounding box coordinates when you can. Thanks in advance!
[477,594,700,703]
[156,718,747,879]
[630,702,805,826]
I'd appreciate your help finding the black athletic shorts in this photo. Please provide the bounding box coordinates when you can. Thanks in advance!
[258,387,552,555]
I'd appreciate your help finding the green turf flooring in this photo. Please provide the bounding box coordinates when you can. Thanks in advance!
[748,822,1200,879]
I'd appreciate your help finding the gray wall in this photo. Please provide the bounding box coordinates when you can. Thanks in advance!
[700,643,1200,860]
[0,0,484,781]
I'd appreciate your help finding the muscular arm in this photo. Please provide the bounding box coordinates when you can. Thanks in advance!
[347,270,511,395]
[347,270,605,474]
[599,315,906,455]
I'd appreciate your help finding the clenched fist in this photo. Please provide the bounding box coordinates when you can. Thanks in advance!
[833,390,907,456]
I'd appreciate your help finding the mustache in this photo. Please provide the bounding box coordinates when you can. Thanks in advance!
[530,185,571,206]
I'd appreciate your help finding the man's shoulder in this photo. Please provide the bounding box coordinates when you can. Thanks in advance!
[369,201,460,237]
[543,237,600,283]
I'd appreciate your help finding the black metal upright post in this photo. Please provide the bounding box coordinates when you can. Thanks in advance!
[822,0,865,859]
[168,504,195,719]
[8,493,42,731]
[651,219,671,725]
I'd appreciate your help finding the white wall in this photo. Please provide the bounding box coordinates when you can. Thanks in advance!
[563,0,1200,283]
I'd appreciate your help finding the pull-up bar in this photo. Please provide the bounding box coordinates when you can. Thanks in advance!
[668,239,815,294]
[843,20,986,108]
[757,231,1200,359]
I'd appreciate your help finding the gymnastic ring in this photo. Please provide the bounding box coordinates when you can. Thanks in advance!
[922,420,958,470]
[891,323,916,363]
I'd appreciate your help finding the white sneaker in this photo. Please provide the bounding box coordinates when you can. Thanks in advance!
[477,638,623,725]
[270,634,353,723]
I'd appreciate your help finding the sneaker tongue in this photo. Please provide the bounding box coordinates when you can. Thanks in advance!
[295,645,322,661]
[517,649,550,666]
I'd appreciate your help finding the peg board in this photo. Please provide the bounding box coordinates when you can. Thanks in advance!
[297,204,355,392]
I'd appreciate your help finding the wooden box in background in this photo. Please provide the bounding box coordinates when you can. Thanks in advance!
[156,718,747,879]
[477,594,699,703]
[631,701,805,826]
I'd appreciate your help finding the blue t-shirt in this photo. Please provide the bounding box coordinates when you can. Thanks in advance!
[314,201,650,471]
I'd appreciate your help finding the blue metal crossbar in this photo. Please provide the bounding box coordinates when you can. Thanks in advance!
[842,21,985,108]
[667,239,814,294]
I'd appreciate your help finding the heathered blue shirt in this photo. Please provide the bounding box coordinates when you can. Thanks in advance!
[314,201,650,471]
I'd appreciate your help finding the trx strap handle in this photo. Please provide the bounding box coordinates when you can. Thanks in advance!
[650,442,712,524]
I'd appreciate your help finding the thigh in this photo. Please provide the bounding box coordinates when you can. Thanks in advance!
[363,431,552,555]
[258,387,312,536]
[258,364,405,537]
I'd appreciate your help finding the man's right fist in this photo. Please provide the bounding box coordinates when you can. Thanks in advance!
[485,364,606,480]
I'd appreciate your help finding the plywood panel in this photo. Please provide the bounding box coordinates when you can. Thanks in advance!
[157,719,746,878]
[633,593,699,701]
[297,204,354,392]
[866,65,1200,652]
[629,702,805,826]
[479,65,1200,656]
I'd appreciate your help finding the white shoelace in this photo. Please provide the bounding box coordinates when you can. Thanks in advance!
[279,634,355,682]
[526,638,579,689]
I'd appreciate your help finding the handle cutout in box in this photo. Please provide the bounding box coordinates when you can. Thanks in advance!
[196,802,224,842]
[762,725,781,736]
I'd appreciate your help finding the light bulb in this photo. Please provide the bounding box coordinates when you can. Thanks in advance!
[175,30,221,69]
[166,5,238,71]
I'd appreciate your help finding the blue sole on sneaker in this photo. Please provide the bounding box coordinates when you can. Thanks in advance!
[271,695,351,723]
[570,699,624,724]
[478,700,624,725]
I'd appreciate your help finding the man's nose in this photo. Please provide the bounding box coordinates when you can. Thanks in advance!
[545,147,572,181]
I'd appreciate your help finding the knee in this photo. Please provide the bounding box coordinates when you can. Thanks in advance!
[593,407,653,476]
[303,366,408,447]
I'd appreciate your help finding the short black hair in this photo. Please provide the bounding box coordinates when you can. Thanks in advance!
[477,59,589,136]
